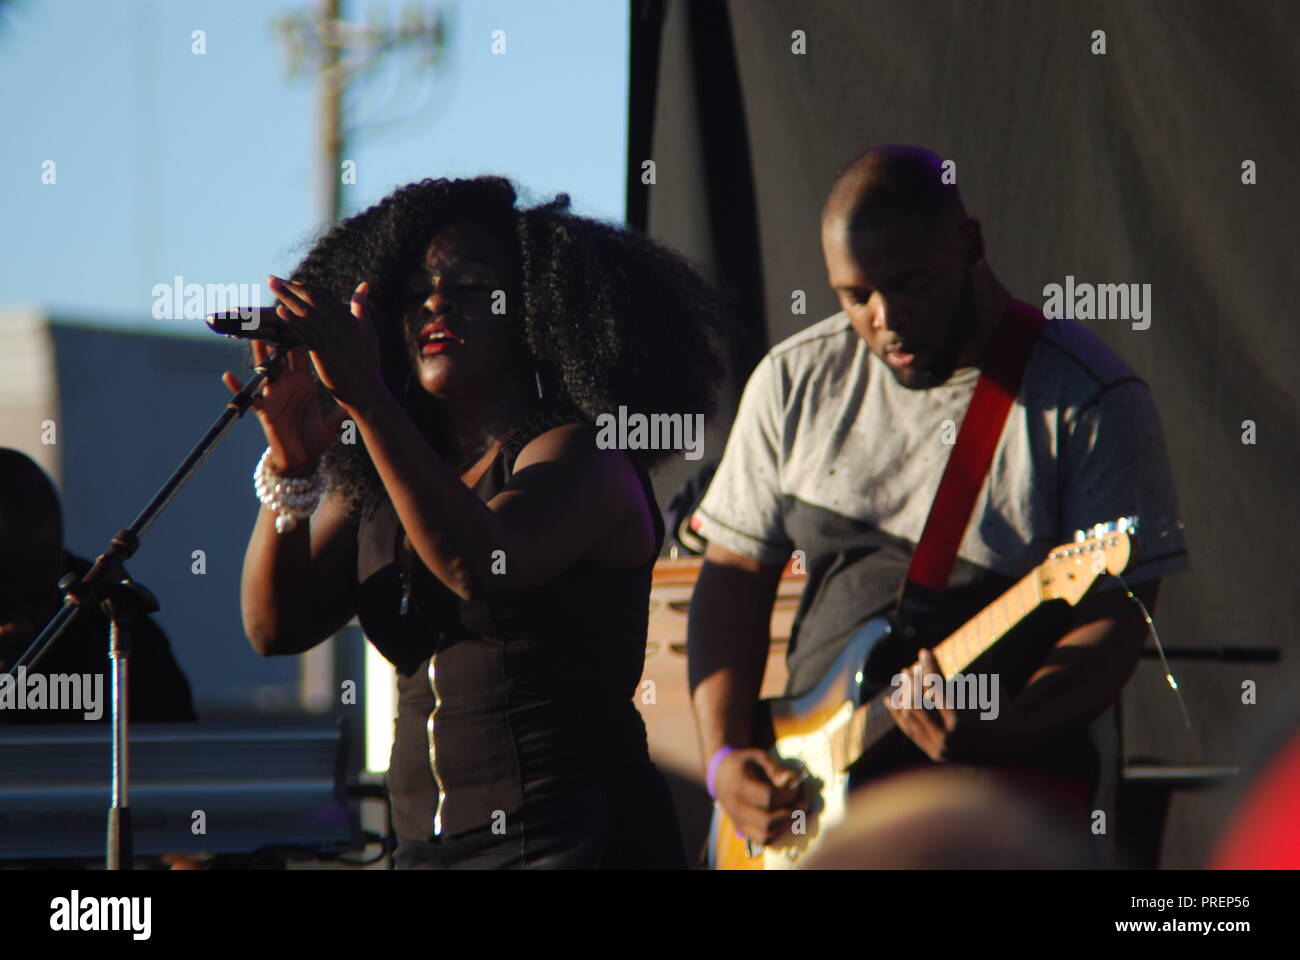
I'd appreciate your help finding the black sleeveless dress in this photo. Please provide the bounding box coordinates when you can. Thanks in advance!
[354,433,684,869]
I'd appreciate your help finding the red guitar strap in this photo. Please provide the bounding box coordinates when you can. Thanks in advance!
[894,299,1046,636]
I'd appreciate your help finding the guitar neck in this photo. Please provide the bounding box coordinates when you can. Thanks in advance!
[931,568,1045,677]
[838,567,1046,769]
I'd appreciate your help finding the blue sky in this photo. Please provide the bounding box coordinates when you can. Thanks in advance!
[0,0,629,331]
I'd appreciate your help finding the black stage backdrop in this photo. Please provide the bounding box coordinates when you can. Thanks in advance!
[629,0,1300,867]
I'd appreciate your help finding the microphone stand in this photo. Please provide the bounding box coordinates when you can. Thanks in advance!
[2,343,292,870]
[101,577,159,870]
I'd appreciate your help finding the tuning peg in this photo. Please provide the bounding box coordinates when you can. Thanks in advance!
[1074,515,1140,542]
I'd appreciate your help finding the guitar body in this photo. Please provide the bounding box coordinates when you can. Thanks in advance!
[707,616,894,870]
[704,518,1139,870]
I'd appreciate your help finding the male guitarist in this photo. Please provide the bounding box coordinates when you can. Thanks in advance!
[687,145,1188,855]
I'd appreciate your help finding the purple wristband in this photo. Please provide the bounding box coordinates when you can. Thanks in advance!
[706,745,736,800]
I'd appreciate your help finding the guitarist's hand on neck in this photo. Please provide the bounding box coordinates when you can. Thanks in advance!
[885,648,1030,763]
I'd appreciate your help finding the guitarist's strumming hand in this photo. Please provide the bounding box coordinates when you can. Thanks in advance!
[885,648,1029,764]
[713,748,806,846]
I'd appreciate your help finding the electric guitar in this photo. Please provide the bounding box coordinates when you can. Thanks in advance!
[706,517,1140,870]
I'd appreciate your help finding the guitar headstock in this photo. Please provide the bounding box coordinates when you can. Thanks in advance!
[1038,516,1138,605]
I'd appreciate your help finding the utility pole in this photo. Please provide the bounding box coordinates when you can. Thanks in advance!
[275,0,450,229]
[271,1,451,731]
[320,0,343,228]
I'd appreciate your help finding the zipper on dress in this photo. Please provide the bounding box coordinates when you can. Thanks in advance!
[397,523,413,617]
[427,653,446,836]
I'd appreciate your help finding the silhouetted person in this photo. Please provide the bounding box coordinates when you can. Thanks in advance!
[0,449,196,724]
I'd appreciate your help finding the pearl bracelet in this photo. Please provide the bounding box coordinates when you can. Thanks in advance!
[254,447,324,533]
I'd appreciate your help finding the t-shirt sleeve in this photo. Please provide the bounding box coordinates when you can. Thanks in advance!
[693,353,794,565]
[1060,378,1189,593]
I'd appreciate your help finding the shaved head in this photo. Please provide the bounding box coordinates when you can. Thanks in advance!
[821,145,988,390]
[823,145,966,235]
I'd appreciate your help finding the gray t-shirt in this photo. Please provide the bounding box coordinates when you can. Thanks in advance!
[696,304,1189,704]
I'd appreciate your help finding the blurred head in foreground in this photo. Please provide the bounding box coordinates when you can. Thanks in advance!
[798,766,1099,870]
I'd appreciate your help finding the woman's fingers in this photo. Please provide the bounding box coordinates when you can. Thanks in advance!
[269,275,318,311]
[223,369,263,401]
[287,278,316,307]
[222,372,264,413]
[268,275,309,316]
[350,281,369,319]
[270,274,307,297]
[275,304,311,349]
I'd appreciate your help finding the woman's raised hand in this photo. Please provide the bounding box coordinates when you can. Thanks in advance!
[221,337,350,477]
[266,276,386,414]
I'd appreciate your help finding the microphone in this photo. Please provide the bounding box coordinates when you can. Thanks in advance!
[205,307,302,347]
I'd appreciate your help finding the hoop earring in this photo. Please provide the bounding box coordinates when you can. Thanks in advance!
[534,370,544,400]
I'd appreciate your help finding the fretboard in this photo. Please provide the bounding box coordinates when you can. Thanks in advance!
[832,567,1045,771]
